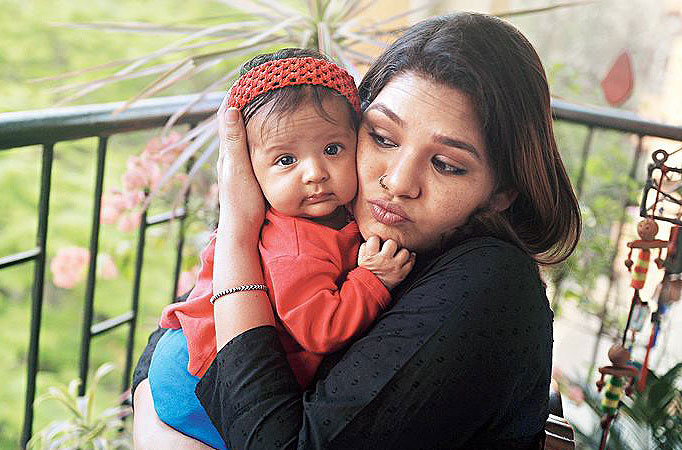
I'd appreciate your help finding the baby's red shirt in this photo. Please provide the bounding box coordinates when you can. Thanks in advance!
[160,208,390,386]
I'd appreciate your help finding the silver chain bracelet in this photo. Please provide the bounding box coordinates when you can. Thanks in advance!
[210,284,268,304]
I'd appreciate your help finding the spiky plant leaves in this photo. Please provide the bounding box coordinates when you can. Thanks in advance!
[42,0,591,203]
[27,363,132,450]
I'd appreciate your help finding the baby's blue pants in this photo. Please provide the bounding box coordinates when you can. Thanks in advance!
[148,328,227,450]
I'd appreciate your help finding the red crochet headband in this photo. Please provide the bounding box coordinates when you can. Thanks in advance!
[227,57,361,114]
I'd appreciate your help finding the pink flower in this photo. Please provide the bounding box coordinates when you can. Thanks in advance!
[106,189,127,210]
[100,204,120,225]
[123,190,145,210]
[143,132,186,166]
[50,247,90,289]
[97,253,119,280]
[146,160,162,191]
[123,156,149,192]
[117,212,141,233]
[100,190,127,225]
[176,265,199,296]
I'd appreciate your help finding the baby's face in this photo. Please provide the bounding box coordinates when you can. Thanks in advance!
[247,96,358,220]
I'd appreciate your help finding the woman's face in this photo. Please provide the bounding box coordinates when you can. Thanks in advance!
[352,71,510,254]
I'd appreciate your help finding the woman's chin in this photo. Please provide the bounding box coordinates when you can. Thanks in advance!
[359,221,409,250]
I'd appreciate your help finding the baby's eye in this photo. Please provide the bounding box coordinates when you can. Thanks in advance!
[276,155,297,166]
[432,156,467,175]
[324,144,342,156]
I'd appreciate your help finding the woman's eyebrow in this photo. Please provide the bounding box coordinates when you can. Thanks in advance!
[433,134,481,160]
[365,103,404,127]
[366,102,481,160]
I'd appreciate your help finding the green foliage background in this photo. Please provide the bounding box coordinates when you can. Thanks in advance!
[0,1,648,448]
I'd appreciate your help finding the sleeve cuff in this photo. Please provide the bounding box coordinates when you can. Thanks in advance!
[348,266,391,308]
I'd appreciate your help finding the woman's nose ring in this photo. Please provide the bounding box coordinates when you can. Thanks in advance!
[379,174,389,190]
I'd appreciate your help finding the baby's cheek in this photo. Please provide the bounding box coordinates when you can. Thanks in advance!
[341,161,359,203]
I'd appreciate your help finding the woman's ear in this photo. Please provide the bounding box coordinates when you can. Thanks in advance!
[489,189,518,213]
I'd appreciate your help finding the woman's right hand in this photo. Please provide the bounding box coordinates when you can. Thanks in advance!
[215,94,265,240]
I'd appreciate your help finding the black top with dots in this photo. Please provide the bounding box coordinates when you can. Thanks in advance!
[193,237,553,450]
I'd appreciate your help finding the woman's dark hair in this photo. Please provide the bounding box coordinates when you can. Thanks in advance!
[238,48,360,132]
[359,13,581,265]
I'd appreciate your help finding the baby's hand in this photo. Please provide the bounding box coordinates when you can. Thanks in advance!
[358,236,416,290]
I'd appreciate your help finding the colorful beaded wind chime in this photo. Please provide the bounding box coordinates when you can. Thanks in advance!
[596,149,682,449]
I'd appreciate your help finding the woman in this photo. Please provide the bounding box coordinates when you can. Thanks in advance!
[133,12,580,449]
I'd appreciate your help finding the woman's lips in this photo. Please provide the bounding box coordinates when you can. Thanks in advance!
[369,200,410,225]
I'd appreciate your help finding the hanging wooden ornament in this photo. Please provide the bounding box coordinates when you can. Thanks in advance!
[596,345,639,450]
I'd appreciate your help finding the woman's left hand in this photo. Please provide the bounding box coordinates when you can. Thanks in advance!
[212,94,275,348]
[215,94,265,240]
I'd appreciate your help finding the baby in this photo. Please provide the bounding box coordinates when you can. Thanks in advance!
[148,48,415,449]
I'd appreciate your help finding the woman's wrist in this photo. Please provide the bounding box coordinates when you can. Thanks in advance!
[217,207,262,243]
[213,218,263,291]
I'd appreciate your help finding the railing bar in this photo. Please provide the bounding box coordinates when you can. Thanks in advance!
[122,209,148,391]
[146,208,186,227]
[2,95,682,151]
[78,136,108,396]
[90,311,134,337]
[0,92,224,151]
[0,248,40,269]
[171,131,196,302]
[21,142,54,449]
[551,99,682,141]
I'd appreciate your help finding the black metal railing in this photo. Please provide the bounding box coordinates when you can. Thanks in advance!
[0,92,221,448]
[1,93,682,448]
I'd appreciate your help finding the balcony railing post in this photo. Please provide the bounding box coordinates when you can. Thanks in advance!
[171,129,196,303]
[78,136,108,395]
[21,143,54,449]
[122,208,148,391]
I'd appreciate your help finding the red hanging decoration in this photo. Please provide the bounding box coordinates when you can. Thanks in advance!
[601,50,634,107]
[596,148,682,449]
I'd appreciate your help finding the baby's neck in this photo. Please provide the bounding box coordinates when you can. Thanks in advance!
[306,206,349,230]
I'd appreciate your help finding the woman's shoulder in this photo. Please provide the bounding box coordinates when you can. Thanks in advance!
[427,236,539,278]
[400,237,549,317]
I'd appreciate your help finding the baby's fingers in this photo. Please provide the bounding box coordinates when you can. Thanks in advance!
[400,252,417,276]
[379,239,399,258]
[394,248,411,265]
[364,236,381,255]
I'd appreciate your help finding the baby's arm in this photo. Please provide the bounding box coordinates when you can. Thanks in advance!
[267,243,413,354]
[358,236,415,290]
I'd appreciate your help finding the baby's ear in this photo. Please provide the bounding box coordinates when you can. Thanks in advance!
[489,189,518,213]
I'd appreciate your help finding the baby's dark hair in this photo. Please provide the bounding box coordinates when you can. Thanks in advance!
[238,48,360,132]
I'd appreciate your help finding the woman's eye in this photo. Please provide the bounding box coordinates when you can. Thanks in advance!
[276,155,296,166]
[369,131,396,148]
[324,144,342,156]
[432,157,467,175]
